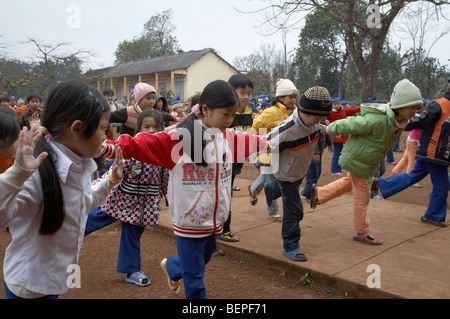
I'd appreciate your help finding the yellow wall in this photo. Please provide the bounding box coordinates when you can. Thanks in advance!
[186,52,237,98]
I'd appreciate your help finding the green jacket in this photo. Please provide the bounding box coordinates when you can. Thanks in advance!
[327,103,402,178]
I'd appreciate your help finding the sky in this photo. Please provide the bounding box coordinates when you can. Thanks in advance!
[0,0,449,72]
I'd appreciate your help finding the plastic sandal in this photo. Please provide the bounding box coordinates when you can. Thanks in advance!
[125,271,151,286]
[160,258,181,294]
[421,217,448,227]
[248,185,258,206]
[283,248,308,261]
[218,232,239,242]
[353,234,383,245]
[266,214,282,222]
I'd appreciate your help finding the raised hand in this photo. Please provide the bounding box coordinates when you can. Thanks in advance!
[109,146,123,182]
[15,126,48,170]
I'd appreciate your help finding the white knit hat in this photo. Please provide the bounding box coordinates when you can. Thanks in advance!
[276,78,298,97]
[390,79,422,110]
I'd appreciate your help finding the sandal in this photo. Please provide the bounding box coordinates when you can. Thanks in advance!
[248,185,258,206]
[310,183,319,209]
[160,258,181,294]
[353,234,383,245]
[283,248,308,261]
[125,271,151,286]
[420,217,448,227]
[266,214,282,222]
[218,231,240,242]
[370,178,379,198]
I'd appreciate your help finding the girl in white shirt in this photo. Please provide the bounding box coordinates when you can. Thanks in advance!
[0,80,123,299]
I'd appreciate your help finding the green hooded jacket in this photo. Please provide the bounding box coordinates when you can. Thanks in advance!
[327,103,402,178]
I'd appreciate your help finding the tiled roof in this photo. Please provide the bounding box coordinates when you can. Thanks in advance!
[101,49,212,78]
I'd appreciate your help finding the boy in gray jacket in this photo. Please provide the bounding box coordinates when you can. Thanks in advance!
[265,86,332,261]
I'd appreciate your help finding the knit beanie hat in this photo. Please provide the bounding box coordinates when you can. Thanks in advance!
[389,79,422,110]
[134,83,156,104]
[276,78,298,97]
[298,86,332,116]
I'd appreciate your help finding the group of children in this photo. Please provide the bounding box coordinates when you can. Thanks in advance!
[0,74,448,300]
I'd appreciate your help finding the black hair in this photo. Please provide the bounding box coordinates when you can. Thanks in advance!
[155,94,170,113]
[191,94,200,106]
[0,106,18,119]
[228,73,254,90]
[35,80,110,235]
[26,93,41,103]
[102,88,115,96]
[0,111,20,148]
[176,80,239,166]
[134,109,164,136]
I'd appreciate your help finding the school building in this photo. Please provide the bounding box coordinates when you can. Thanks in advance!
[84,49,238,103]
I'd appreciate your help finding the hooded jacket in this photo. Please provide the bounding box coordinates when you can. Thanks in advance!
[252,102,295,135]
[98,128,269,238]
[327,103,402,178]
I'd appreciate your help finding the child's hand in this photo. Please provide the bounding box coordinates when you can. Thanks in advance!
[319,124,327,134]
[15,126,48,170]
[109,146,123,182]
[30,113,41,129]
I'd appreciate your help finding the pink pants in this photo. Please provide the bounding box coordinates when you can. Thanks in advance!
[317,172,371,234]
[392,141,418,175]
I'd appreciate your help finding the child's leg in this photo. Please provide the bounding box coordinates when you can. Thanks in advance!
[331,142,342,173]
[423,162,449,223]
[302,159,321,199]
[378,160,429,199]
[317,172,352,204]
[392,142,410,175]
[117,222,145,274]
[264,178,282,208]
[405,141,418,173]
[250,173,266,195]
[166,235,217,299]
[84,206,117,236]
[349,173,371,234]
[279,179,303,252]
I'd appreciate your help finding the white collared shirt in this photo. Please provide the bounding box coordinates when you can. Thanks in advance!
[0,140,118,297]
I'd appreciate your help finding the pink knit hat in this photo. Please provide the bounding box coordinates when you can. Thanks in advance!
[133,83,156,104]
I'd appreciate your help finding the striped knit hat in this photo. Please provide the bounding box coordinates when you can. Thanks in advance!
[134,83,156,104]
[298,86,332,116]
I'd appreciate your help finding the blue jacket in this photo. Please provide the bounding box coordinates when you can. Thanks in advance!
[406,92,450,167]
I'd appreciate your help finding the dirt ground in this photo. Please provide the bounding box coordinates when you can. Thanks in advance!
[0,131,438,300]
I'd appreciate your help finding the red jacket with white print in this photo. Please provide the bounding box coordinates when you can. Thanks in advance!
[99,128,269,238]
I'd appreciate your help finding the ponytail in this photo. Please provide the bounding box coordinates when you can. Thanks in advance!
[34,136,64,235]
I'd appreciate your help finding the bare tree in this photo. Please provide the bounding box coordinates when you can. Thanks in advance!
[238,0,449,101]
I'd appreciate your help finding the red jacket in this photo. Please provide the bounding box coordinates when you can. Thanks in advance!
[326,106,361,143]
[98,129,269,238]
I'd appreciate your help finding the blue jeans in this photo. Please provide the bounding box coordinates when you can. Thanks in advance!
[302,158,322,200]
[85,207,145,274]
[393,139,401,151]
[265,179,304,251]
[378,160,449,222]
[165,235,217,299]
[331,142,343,173]
[387,148,395,163]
